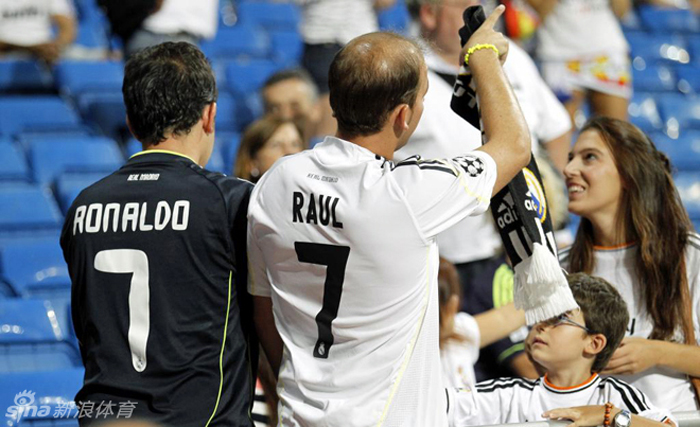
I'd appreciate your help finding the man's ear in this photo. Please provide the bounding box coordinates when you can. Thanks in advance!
[419,3,438,32]
[392,103,411,137]
[585,333,608,357]
[203,102,217,134]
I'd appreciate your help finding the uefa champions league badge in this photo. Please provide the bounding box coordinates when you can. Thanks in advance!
[523,167,547,224]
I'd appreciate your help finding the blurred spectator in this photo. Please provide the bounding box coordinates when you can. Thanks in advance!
[117,0,219,57]
[0,0,76,64]
[261,68,321,144]
[401,0,571,382]
[297,0,396,137]
[234,116,305,182]
[527,0,631,123]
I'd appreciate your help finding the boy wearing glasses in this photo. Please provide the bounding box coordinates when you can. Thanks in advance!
[448,273,675,427]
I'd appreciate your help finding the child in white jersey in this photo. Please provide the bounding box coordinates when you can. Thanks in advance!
[438,258,526,388]
[449,273,675,427]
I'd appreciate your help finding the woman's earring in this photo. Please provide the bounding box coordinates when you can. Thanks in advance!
[250,167,260,179]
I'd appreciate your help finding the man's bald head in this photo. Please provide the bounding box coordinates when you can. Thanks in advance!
[329,32,425,138]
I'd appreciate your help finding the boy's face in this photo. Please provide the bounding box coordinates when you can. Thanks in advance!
[526,310,595,372]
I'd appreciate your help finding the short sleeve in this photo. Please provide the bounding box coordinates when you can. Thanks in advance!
[50,0,75,17]
[448,379,515,426]
[247,187,272,298]
[686,234,700,344]
[391,150,497,239]
[454,312,481,366]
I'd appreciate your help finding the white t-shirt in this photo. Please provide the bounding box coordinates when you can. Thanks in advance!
[394,45,570,264]
[537,0,629,60]
[0,0,74,46]
[142,0,219,39]
[298,0,378,45]
[559,234,700,412]
[449,374,675,426]
[441,312,481,389]
[248,136,497,427]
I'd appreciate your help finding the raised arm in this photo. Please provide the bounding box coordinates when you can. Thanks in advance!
[468,6,532,196]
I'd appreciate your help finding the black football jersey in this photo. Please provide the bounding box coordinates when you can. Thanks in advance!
[61,151,256,427]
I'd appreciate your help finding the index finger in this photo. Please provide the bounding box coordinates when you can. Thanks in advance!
[482,4,505,29]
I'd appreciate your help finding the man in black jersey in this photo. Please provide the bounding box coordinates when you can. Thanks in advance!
[60,42,255,427]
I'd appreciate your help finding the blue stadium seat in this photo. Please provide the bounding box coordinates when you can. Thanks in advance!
[0,140,30,182]
[0,97,83,138]
[1,239,70,299]
[73,19,110,50]
[0,299,80,372]
[0,60,54,93]
[0,185,63,233]
[55,172,110,214]
[270,30,304,66]
[632,64,676,92]
[628,92,664,133]
[626,33,690,65]
[675,171,700,221]
[638,6,700,34]
[378,0,410,33]
[652,131,700,171]
[216,92,239,132]
[237,1,301,31]
[219,132,242,174]
[658,94,700,131]
[0,368,82,422]
[226,59,283,97]
[54,61,124,97]
[76,92,127,139]
[201,24,270,59]
[676,64,700,94]
[28,136,124,185]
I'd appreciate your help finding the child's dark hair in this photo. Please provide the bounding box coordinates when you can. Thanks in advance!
[438,258,467,348]
[568,273,629,372]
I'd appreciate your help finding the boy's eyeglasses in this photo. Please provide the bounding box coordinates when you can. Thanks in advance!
[540,312,595,334]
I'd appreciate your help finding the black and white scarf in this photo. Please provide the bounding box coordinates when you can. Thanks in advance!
[450,6,578,324]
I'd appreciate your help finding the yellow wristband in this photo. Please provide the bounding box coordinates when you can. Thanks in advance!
[464,44,499,66]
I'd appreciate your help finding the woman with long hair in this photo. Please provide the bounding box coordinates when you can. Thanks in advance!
[234,116,305,182]
[560,116,700,411]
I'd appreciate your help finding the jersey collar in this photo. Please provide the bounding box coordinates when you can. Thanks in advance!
[543,373,599,394]
[129,149,199,165]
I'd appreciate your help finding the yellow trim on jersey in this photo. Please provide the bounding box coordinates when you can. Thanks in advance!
[204,271,233,427]
[376,246,433,427]
[497,343,525,363]
[457,168,490,205]
[492,264,514,309]
[130,149,198,165]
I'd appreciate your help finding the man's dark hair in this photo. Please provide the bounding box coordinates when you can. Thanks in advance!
[262,68,318,97]
[328,32,424,138]
[568,273,629,372]
[123,42,217,146]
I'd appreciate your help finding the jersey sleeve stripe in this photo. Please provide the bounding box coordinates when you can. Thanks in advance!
[608,378,650,411]
[601,378,643,414]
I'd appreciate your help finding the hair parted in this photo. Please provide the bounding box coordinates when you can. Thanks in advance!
[329,32,424,139]
[568,117,693,342]
[234,116,305,182]
[567,273,629,372]
[123,42,217,146]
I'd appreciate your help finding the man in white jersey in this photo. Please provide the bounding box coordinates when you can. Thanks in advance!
[248,7,532,426]
[401,0,572,382]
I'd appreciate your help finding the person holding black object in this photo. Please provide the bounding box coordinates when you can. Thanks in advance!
[248,5,531,426]
[61,42,256,427]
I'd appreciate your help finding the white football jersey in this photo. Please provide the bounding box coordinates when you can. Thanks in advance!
[560,234,700,412]
[248,136,497,427]
[448,374,675,427]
